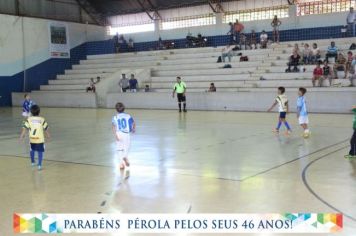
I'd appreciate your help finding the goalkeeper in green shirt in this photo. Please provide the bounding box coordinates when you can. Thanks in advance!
[345,106,356,159]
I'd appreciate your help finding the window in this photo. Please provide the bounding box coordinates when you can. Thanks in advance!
[296,0,355,16]
[162,14,216,30]
[109,22,154,35]
[223,6,289,23]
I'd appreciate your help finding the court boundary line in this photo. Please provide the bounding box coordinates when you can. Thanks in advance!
[239,139,349,182]
[301,145,356,222]
[0,154,111,168]
[0,139,349,181]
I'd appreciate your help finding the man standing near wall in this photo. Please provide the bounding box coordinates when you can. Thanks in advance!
[233,20,244,45]
[347,7,355,37]
[119,74,130,92]
[172,77,187,113]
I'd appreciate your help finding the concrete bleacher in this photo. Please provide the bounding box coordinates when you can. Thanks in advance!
[12,37,356,112]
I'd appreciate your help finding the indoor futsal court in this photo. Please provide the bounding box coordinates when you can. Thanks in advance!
[1,0,356,235]
[0,107,355,235]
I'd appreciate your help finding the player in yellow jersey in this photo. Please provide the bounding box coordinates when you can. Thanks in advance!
[20,105,50,170]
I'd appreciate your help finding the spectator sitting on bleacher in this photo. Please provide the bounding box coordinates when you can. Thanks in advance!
[221,44,235,63]
[322,61,334,87]
[208,83,217,92]
[311,43,321,64]
[346,51,353,78]
[286,50,301,72]
[302,43,312,64]
[129,74,138,92]
[260,30,268,49]
[119,74,130,92]
[333,53,347,79]
[250,30,257,49]
[86,78,97,93]
[312,62,323,87]
[326,41,338,63]
[291,43,300,56]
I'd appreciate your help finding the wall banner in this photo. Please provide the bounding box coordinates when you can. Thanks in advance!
[48,22,70,58]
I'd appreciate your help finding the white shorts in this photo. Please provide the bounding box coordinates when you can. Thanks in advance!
[299,116,309,125]
[22,112,30,118]
[116,132,131,159]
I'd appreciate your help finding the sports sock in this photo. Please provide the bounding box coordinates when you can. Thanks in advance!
[276,121,282,130]
[183,103,186,110]
[178,103,181,111]
[30,150,35,163]
[284,121,291,130]
[38,152,43,166]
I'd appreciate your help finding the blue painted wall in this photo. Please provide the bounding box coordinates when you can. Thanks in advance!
[91,25,351,54]
[0,43,87,106]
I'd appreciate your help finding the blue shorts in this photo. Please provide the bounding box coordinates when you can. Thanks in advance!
[279,112,287,119]
[30,143,45,152]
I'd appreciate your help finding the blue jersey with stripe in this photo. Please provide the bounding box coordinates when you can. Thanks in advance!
[112,113,134,133]
[22,100,34,113]
[297,96,308,116]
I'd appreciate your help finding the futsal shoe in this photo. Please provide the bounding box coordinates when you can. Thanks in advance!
[31,163,36,167]
[344,155,356,160]
[38,165,42,171]
[273,129,280,134]
[285,130,292,136]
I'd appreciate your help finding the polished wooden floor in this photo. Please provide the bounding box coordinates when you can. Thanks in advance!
[0,107,355,236]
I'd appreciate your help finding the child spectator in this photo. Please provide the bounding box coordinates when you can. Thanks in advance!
[310,43,321,64]
[86,78,96,93]
[302,43,312,64]
[322,61,333,87]
[346,51,353,78]
[286,51,301,72]
[249,30,257,50]
[260,30,268,49]
[208,83,217,92]
[333,53,347,79]
[129,74,138,92]
[312,62,323,87]
[292,43,300,55]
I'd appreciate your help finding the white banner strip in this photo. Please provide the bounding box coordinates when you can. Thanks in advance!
[14,213,343,234]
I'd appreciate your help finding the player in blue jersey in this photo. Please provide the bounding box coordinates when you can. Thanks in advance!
[112,102,136,171]
[22,94,34,118]
[297,87,310,138]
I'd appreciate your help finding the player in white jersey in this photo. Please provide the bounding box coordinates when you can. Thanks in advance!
[111,102,136,171]
[267,87,292,135]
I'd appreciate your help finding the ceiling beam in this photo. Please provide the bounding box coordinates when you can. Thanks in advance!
[75,0,106,25]
[208,0,224,13]
[135,0,161,20]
